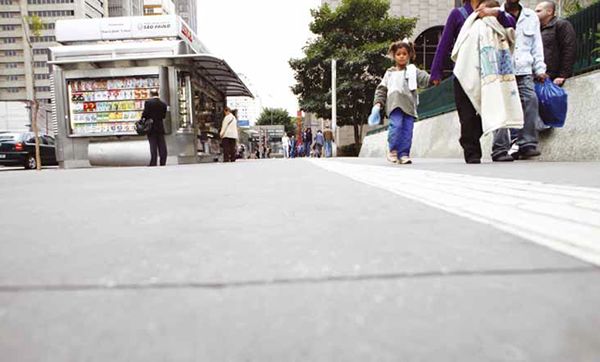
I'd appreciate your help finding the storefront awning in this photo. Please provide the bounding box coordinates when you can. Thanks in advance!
[188,55,253,98]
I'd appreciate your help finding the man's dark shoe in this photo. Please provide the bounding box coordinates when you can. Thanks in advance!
[466,159,481,164]
[516,147,541,160]
[492,153,514,162]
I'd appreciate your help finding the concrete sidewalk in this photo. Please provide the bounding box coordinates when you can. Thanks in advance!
[0,159,598,361]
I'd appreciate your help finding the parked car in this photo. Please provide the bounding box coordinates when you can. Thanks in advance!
[0,132,58,169]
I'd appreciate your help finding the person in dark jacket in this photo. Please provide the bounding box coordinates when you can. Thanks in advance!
[303,128,312,158]
[141,89,168,166]
[431,0,516,164]
[535,1,577,86]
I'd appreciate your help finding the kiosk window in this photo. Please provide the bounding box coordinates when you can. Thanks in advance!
[66,75,159,137]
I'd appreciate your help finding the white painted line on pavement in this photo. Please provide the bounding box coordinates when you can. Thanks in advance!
[309,160,600,267]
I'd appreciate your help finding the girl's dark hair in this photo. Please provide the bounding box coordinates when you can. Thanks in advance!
[481,0,500,7]
[462,0,487,5]
[388,40,416,62]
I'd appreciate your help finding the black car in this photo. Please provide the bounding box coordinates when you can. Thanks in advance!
[0,132,58,169]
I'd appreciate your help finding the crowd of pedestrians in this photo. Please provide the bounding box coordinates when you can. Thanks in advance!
[279,127,335,158]
[371,0,575,165]
[143,1,575,167]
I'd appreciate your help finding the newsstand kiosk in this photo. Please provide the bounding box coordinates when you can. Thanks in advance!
[49,15,252,168]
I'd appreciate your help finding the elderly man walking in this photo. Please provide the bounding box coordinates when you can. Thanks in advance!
[535,1,577,86]
[497,0,547,160]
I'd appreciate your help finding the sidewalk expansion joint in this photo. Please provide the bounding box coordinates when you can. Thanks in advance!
[0,266,597,294]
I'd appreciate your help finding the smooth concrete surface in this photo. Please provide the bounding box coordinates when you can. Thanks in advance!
[360,70,600,161]
[0,159,598,361]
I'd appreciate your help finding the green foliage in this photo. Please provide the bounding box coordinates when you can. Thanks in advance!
[289,0,416,144]
[562,0,600,16]
[256,108,296,135]
[24,15,43,37]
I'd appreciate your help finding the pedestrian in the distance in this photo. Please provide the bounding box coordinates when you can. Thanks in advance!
[289,135,296,158]
[373,40,431,164]
[142,89,168,166]
[535,1,576,86]
[220,106,238,162]
[303,128,313,157]
[323,127,334,157]
[314,130,325,158]
[281,133,290,158]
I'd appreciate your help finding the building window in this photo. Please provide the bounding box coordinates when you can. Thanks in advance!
[5,50,19,56]
[0,0,14,5]
[34,61,48,68]
[28,0,74,4]
[5,63,19,68]
[30,36,56,43]
[35,86,51,92]
[7,88,22,93]
[2,37,18,43]
[35,74,50,80]
[29,10,75,17]
[414,26,450,78]
[1,25,18,31]
[29,23,55,30]
[0,12,19,18]
[33,49,49,55]
[7,75,19,81]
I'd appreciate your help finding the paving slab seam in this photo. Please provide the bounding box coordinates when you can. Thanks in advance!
[0,266,596,294]
[309,160,600,267]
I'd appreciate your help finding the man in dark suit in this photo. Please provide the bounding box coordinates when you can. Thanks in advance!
[141,89,168,166]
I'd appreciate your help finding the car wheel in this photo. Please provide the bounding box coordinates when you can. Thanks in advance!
[25,155,36,169]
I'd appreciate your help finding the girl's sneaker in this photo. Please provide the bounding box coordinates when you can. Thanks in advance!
[386,150,399,163]
[399,156,412,164]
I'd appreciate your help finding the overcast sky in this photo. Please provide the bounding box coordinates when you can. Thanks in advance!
[196,0,322,116]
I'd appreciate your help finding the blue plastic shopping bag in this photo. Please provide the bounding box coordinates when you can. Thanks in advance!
[534,78,568,127]
[367,105,381,126]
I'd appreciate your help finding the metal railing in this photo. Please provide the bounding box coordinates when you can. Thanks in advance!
[571,1,600,75]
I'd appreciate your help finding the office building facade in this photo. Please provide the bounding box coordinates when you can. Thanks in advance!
[0,0,108,132]
[173,0,196,32]
[143,0,175,16]
[108,0,143,17]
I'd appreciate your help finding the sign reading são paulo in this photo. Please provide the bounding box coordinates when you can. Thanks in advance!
[55,15,199,52]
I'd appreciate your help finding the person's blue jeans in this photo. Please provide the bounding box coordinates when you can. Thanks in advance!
[388,108,414,156]
[493,75,541,155]
[324,141,332,157]
[304,142,312,157]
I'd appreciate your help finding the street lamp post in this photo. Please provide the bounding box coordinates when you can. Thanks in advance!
[331,59,337,132]
[331,59,337,157]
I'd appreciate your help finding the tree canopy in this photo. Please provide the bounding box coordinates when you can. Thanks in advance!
[256,108,296,135]
[289,0,416,144]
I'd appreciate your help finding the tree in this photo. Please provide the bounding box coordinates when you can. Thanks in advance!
[562,0,600,16]
[21,15,43,171]
[290,0,416,146]
[256,108,296,135]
